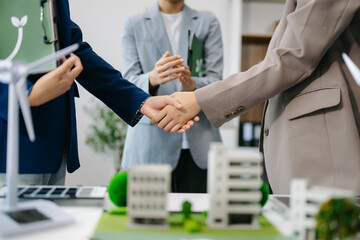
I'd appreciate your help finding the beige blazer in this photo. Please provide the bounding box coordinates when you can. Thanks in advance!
[196,0,360,194]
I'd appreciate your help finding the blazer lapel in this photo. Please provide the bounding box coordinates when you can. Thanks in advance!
[144,3,173,56]
[178,5,198,64]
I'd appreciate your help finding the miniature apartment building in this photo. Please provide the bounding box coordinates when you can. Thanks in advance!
[127,164,171,229]
[290,179,354,240]
[207,143,263,229]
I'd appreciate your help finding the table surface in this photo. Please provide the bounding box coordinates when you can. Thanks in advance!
[0,194,293,240]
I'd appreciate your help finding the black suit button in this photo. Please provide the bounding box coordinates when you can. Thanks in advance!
[224,112,232,118]
[264,128,269,136]
[236,106,245,113]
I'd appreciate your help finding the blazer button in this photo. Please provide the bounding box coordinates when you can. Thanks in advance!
[264,128,269,136]
[224,112,232,118]
[236,106,245,113]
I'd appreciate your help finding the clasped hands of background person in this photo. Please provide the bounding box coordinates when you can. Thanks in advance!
[149,51,196,92]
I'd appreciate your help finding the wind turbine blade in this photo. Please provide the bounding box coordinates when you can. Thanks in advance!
[0,61,12,84]
[15,76,35,142]
[26,44,79,73]
[342,53,360,86]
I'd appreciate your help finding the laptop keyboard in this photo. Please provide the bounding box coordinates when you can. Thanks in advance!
[0,185,107,199]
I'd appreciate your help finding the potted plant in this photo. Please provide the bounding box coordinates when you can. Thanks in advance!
[85,101,127,172]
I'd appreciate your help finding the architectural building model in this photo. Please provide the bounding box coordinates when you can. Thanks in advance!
[127,164,171,229]
[290,179,354,240]
[207,143,263,229]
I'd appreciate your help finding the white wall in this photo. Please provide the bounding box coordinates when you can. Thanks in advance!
[242,0,284,35]
[66,0,284,186]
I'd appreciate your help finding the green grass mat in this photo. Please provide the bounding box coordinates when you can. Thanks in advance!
[92,212,296,240]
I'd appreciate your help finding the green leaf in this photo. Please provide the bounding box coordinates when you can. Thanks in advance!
[84,102,128,155]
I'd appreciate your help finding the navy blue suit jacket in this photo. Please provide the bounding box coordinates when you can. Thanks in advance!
[0,0,149,174]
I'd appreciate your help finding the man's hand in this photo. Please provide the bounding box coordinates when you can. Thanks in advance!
[140,95,182,119]
[150,92,201,133]
[28,53,83,107]
[177,64,195,91]
[140,95,195,133]
[149,51,185,89]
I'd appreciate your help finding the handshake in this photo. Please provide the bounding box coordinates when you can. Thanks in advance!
[140,91,202,133]
[28,54,201,134]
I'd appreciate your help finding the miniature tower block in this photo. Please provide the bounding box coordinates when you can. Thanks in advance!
[207,143,263,229]
[290,179,354,240]
[127,164,171,229]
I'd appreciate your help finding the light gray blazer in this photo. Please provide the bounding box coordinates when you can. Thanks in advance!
[195,0,360,194]
[121,3,223,170]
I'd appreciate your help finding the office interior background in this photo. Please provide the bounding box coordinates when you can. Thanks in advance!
[66,0,285,186]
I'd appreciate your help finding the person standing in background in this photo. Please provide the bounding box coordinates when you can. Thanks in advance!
[121,0,224,193]
[0,0,191,186]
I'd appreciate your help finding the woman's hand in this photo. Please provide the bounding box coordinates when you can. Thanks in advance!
[149,51,185,89]
[28,53,83,106]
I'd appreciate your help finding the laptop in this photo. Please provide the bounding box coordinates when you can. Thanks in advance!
[0,185,107,206]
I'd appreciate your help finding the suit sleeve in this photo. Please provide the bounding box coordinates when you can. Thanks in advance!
[193,16,223,89]
[0,83,8,121]
[195,0,359,127]
[69,20,150,127]
[120,17,151,94]
[0,80,34,121]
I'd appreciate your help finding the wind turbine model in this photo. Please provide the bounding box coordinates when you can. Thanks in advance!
[0,44,78,237]
[342,52,360,86]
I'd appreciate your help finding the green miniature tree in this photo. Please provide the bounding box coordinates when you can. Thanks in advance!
[107,170,128,215]
[108,171,128,207]
[184,219,200,233]
[181,201,201,233]
[315,198,360,240]
[182,201,192,221]
[260,182,270,207]
[85,101,127,171]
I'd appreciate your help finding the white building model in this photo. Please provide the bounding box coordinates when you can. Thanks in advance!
[207,143,263,229]
[127,164,171,229]
[290,179,354,240]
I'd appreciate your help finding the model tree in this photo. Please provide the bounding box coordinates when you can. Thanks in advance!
[182,201,192,221]
[181,201,200,233]
[260,182,270,207]
[108,171,128,207]
[315,198,360,240]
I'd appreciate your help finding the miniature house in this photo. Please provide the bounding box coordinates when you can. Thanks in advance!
[290,179,354,240]
[127,164,171,229]
[207,143,263,229]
